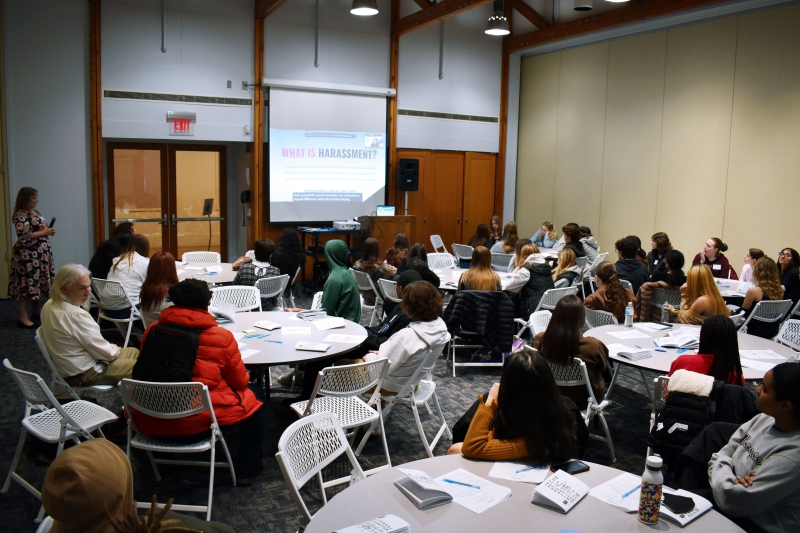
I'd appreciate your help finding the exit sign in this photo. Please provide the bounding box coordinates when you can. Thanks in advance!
[170,118,194,136]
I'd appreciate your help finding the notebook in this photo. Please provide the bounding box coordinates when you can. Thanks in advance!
[394,468,453,510]
[295,341,331,352]
[531,470,589,513]
[654,333,699,349]
[253,320,281,331]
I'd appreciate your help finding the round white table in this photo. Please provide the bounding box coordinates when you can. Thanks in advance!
[433,268,515,292]
[304,455,743,533]
[178,262,237,284]
[586,324,793,383]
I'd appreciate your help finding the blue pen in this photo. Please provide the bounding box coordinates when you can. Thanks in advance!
[515,464,546,474]
[634,345,642,349]
[677,348,689,355]
[621,484,641,498]
[264,340,283,344]
[443,479,480,489]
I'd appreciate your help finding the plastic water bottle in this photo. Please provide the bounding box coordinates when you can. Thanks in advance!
[625,302,634,327]
[661,306,669,324]
[638,456,664,524]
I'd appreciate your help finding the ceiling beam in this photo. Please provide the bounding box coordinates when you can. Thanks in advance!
[511,0,550,29]
[256,0,290,18]
[394,0,495,36]
[413,0,435,9]
[505,0,731,53]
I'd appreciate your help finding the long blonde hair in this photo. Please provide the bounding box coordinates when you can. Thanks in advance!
[553,248,577,280]
[682,265,729,317]
[517,244,540,269]
[542,221,556,240]
[753,256,784,301]
[462,246,500,291]
[500,222,519,253]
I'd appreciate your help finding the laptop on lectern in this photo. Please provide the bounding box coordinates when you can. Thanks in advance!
[376,206,395,216]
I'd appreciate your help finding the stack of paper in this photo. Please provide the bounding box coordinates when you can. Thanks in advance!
[654,332,699,349]
[333,515,410,533]
[295,341,330,352]
[740,350,785,360]
[432,468,512,514]
[607,330,651,340]
[488,462,550,484]
[531,470,589,513]
[204,265,222,273]
[313,317,346,330]
[323,333,368,344]
[296,309,328,321]
[740,359,778,372]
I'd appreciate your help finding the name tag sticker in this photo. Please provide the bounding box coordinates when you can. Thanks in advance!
[712,264,721,270]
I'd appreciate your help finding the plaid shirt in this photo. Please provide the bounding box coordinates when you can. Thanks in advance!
[233,262,281,310]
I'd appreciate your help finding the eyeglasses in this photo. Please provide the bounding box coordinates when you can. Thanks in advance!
[780,252,792,257]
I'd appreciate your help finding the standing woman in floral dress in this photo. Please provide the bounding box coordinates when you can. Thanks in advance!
[9,187,55,328]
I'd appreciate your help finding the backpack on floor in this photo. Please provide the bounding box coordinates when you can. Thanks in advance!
[132,324,201,383]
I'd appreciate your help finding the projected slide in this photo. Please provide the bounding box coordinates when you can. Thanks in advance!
[268,88,388,223]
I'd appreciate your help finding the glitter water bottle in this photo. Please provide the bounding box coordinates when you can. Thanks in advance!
[638,456,664,524]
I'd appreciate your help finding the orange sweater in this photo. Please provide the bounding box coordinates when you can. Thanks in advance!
[461,395,528,460]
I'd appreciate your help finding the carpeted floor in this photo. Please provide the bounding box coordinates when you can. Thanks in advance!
[0,293,659,533]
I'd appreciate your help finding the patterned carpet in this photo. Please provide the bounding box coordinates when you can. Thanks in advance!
[0,294,658,533]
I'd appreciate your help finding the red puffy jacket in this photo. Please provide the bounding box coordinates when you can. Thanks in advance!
[129,306,263,436]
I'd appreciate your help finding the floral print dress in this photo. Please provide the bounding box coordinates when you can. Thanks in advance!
[8,209,54,300]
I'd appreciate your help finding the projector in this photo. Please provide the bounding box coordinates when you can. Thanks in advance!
[333,220,361,230]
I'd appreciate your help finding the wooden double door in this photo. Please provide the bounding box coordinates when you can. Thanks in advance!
[399,150,496,251]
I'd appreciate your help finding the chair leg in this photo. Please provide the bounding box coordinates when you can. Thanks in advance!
[217,433,236,486]
[638,368,652,398]
[431,391,452,440]
[317,471,328,505]
[411,402,433,458]
[2,429,27,493]
[123,319,134,348]
[604,362,622,400]
[597,412,616,462]
[146,450,162,481]
[206,439,216,521]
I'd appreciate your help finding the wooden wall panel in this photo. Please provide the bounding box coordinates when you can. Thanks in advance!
[553,42,608,236]
[655,17,737,260]
[723,3,800,264]
[462,152,496,243]
[425,152,464,250]
[515,53,560,238]
[598,31,667,255]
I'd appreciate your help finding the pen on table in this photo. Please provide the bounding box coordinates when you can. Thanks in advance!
[442,479,480,489]
[634,345,642,349]
[621,485,641,498]
[264,340,283,344]
[515,464,545,474]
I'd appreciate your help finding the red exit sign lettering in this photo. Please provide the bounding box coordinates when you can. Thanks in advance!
[173,118,190,133]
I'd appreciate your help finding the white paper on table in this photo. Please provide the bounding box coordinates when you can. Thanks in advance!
[204,266,222,273]
[176,269,186,275]
[721,290,740,297]
[434,468,512,514]
[282,327,311,335]
[185,266,203,271]
[633,323,671,332]
[333,514,410,533]
[313,317,346,330]
[660,488,713,526]
[739,350,785,360]
[240,349,260,359]
[736,282,753,294]
[588,472,641,513]
[323,334,368,344]
[606,343,637,357]
[397,468,445,491]
[606,330,651,340]
[740,359,778,372]
[175,261,187,266]
[232,332,246,341]
[488,462,550,484]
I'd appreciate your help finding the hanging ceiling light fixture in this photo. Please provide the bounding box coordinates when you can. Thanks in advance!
[485,0,510,36]
[574,0,593,10]
[351,0,379,16]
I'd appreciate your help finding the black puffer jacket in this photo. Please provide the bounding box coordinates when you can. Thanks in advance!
[520,263,555,317]
[443,290,515,353]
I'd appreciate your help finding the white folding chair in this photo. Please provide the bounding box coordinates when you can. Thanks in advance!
[377,278,401,304]
[584,307,618,330]
[245,250,255,259]
[91,277,141,348]
[430,235,446,254]
[349,269,383,327]
[275,412,366,527]
[586,252,609,294]
[356,336,451,458]
[646,376,670,457]
[451,244,474,265]
[534,286,578,312]
[651,288,682,315]
[776,319,800,351]
[34,331,114,400]
[729,310,745,327]
[118,379,236,521]
[288,266,302,308]
[182,251,222,264]
[787,299,800,321]
[35,516,53,533]
[254,274,290,310]
[553,278,569,288]
[2,359,117,523]
[211,286,262,312]
[311,291,324,310]
[544,354,616,462]
[427,252,456,269]
[490,253,514,272]
[738,300,793,338]
[289,359,391,482]
[515,310,551,337]
[575,257,589,271]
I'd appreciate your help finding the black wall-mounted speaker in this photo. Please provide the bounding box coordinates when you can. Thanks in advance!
[398,158,419,191]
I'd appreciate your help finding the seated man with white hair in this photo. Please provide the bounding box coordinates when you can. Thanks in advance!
[40,263,139,386]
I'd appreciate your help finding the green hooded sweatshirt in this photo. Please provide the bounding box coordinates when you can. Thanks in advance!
[321,239,362,323]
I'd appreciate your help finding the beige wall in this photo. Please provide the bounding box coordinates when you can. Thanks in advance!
[515,3,800,272]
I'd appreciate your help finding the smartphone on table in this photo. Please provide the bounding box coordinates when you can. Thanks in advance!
[550,460,590,475]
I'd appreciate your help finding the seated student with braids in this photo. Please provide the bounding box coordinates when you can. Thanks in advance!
[669,314,745,386]
[447,349,580,462]
[584,262,635,323]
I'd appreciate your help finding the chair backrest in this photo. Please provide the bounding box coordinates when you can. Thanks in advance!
[349,269,381,303]
[245,250,255,259]
[530,310,552,335]
[35,516,53,533]
[430,234,446,253]
[311,291,323,310]
[211,286,262,312]
[789,299,800,319]
[739,299,793,332]
[420,335,451,374]
[451,244,474,261]
[386,336,451,402]
[591,252,608,269]
[118,379,215,422]
[91,277,135,311]
[620,279,633,292]
[427,253,456,269]
[540,353,596,404]
[536,286,579,312]
[729,310,745,326]
[377,278,401,303]
[777,319,800,351]
[182,251,221,264]
[307,359,390,402]
[575,257,589,270]
[584,307,618,329]
[651,288,682,308]
[490,253,514,270]
[35,331,81,400]
[275,412,366,524]
[254,274,290,299]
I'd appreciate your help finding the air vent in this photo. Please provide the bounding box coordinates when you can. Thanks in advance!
[398,109,498,123]
[104,90,252,107]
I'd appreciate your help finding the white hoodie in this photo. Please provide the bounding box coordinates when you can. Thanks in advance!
[366,318,449,393]
[505,253,548,292]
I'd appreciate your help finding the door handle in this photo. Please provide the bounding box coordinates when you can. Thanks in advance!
[112,214,168,226]
[172,215,226,224]
[457,218,460,224]
[465,218,468,224]
[424,218,427,225]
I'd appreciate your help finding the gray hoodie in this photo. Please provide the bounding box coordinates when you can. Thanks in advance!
[709,413,800,533]
[580,236,600,263]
